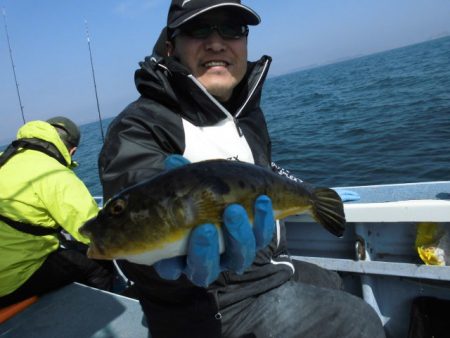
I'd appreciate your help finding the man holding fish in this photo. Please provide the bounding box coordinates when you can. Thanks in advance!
[93,0,385,337]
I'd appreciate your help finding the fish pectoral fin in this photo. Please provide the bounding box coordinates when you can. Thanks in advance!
[311,187,346,237]
[193,190,225,225]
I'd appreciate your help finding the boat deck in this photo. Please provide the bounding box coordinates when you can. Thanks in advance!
[0,283,148,338]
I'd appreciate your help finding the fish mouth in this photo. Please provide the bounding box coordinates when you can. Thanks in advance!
[79,216,97,237]
[78,227,88,237]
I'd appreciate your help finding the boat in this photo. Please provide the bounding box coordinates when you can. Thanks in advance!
[286,180,450,337]
[1,181,449,337]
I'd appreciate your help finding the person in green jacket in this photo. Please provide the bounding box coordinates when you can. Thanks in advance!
[0,117,113,307]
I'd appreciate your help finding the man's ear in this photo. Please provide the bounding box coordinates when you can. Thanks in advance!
[69,146,77,156]
[166,41,174,57]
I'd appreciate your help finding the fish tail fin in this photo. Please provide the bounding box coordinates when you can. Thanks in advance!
[311,187,346,237]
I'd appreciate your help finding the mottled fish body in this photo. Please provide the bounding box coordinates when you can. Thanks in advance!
[80,159,345,265]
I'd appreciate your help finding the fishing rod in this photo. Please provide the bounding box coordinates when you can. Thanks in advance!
[84,20,105,142]
[2,7,26,124]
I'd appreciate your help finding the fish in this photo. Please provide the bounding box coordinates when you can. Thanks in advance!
[79,159,346,265]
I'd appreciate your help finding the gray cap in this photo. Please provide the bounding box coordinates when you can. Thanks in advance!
[46,116,81,147]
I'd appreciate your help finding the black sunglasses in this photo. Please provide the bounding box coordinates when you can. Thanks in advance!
[171,23,249,40]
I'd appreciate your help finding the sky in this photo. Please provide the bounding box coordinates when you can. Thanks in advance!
[1,0,450,143]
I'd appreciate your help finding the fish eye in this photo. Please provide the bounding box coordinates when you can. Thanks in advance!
[108,198,127,216]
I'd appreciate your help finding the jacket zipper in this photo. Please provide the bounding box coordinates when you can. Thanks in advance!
[235,58,270,119]
[187,58,269,138]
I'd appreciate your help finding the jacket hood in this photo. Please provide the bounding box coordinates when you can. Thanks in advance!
[134,56,179,110]
[16,121,72,167]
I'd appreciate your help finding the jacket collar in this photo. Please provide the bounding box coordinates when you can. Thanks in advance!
[15,121,73,167]
[135,54,272,126]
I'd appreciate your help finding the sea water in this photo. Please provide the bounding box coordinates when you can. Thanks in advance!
[59,36,450,196]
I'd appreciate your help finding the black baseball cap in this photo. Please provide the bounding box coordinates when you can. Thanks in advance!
[47,116,81,147]
[167,0,260,29]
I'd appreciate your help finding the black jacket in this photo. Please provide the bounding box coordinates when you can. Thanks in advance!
[98,53,294,337]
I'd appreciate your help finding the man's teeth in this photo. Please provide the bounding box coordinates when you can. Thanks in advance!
[204,61,227,67]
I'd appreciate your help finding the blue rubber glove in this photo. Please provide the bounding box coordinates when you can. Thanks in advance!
[154,155,275,287]
[163,154,191,170]
[332,189,360,202]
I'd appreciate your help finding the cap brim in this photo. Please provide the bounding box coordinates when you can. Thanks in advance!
[168,3,260,29]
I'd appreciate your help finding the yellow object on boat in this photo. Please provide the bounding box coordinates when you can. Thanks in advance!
[415,222,446,266]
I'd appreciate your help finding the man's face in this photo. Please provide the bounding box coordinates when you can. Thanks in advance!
[167,10,248,102]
